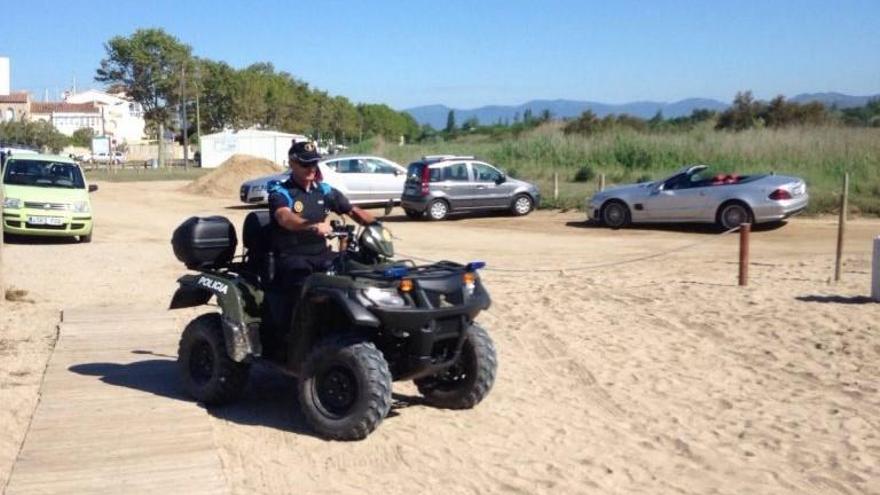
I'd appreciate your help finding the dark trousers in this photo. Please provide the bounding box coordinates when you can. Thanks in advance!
[275,250,339,291]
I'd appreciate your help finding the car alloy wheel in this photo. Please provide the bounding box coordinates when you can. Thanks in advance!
[721,204,749,230]
[513,195,532,215]
[429,200,448,221]
[602,201,630,228]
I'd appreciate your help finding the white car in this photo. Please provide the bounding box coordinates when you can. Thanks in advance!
[86,151,125,165]
[239,155,407,206]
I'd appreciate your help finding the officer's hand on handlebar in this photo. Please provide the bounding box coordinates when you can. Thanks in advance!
[312,221,333,237]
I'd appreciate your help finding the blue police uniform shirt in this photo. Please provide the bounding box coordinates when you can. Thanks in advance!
[267,178,352,255]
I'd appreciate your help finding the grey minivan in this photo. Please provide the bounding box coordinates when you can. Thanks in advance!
[400,155,540,220]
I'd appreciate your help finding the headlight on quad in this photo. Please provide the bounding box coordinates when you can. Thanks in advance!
[463,272,477,296]
[3,197,21,209]
[361,287,406,307]
[71,200,90,213]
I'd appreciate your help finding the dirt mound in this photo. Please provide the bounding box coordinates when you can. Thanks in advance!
[183,154,283,198]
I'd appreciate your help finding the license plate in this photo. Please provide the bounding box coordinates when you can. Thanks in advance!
[28,216,64,226]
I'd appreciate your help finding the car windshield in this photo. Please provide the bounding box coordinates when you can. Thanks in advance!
[2,159,86,189]
[664,167,713,190]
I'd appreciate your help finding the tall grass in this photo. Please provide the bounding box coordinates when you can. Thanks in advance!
[354,124,880,214]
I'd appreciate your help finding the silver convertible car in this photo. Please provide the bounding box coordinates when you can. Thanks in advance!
[588,165,808,230]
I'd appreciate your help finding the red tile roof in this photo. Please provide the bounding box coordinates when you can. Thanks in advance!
[0,92,29,104]
[30,102,99,114]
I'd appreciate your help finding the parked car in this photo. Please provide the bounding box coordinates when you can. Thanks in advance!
[239,155,407,206]
[400,155,540,220]
[85,151,125,165]
[587,164,808,230]
[2,153,98,242]
[1,146,39,171]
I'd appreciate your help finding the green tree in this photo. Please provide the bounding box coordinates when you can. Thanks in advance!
[358,104,420,142]
[95,28,193,133]
[462,116,480,131]
[328,95,360,143]
[0,121,69,153]
[716,91,762,131]
[196,58,238,132]
[70,127,95,148]
[445,110,456,133]
[563,109,600,135]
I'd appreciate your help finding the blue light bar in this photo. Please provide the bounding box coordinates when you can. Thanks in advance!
[466,261,486,271]
[383,266,410,278]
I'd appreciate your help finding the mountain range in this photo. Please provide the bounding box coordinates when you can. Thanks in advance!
[403,92,879,129]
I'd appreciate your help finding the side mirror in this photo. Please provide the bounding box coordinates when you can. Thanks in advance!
[495,174,507,185]
[88,184,98,193]
[394,169,401,176]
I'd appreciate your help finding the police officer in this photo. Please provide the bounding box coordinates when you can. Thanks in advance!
[267,141,377,289]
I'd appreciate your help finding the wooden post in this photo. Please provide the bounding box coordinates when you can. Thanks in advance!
[739,223,750,286]
[834,173,848,282]
[599,173,605,192]
[553,172,559,201]
[158,123,165,169]
[872,236,880,302]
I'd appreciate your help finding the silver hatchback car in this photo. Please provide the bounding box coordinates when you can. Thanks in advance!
[400,155,540,220]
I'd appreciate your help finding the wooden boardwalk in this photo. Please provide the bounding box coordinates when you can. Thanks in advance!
[5,307,228,494]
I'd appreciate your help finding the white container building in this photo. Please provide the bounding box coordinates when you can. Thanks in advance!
[199,129,307,168]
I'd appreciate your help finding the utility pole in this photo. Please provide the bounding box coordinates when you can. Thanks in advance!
[180,64,189,171]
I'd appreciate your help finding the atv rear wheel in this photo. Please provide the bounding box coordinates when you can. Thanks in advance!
[178,313,250,405]
[298,337,392,440]
[415,324,497,409]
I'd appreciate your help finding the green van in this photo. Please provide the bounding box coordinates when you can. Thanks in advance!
[2,154,97,242]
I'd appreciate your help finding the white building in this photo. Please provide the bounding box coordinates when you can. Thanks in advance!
[0,56,9,96]
[30,102,103,136]
[65,90,146,144]
[199,129,307,168]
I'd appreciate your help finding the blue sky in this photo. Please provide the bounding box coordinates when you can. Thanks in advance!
[2,0,878,109]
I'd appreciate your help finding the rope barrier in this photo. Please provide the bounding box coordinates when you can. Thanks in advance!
[395,226,742,274]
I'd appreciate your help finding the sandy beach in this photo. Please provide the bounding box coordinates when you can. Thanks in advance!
[1,179,878,494]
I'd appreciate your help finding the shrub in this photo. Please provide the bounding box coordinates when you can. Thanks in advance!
[613,140,652,169]
[573,165,595,182]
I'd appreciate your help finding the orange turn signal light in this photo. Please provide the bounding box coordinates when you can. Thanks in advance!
[399,279,413,292]
[463,272,476,285]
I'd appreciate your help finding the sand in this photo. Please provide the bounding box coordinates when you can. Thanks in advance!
[1,181,879,494]
[182,154,282,198]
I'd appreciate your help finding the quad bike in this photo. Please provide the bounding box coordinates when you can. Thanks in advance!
[169,211,497,440]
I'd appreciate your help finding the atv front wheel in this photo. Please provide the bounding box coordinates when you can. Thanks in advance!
[298,337,392,440]
[415,324,497,409]
[178,313,250,405]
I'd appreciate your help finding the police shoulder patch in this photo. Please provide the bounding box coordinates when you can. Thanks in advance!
[293,200,304,213]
